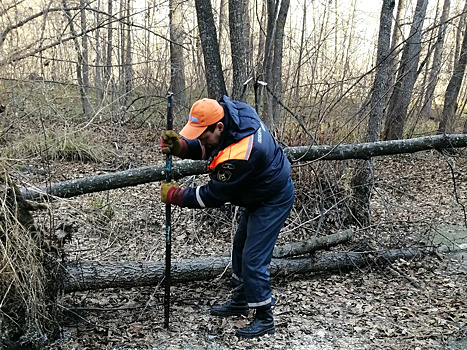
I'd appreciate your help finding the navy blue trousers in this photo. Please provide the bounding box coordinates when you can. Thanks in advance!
[231,177,294,308]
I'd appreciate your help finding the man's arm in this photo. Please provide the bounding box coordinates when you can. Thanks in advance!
[182,160,252,208]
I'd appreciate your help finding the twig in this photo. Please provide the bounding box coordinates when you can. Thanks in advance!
[386,263,425,290]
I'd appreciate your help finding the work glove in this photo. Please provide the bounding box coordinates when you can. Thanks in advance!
[161,130,184,156]
[161,181,184,207]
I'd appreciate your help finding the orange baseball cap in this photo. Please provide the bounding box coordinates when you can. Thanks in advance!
[180,98,224,139]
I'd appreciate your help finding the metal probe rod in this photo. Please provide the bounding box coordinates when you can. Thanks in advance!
[164,92,173,329]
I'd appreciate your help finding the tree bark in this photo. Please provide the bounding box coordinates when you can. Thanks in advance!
[272,229,353,258]
[386,0,406,102]
[439,19,467,133]
[63,247,433,292]
[384,0,428,140]
[270,0,290,125]
[259,0,277,125]
[351,0,395,225]
[259,0,290,127]
[95,0,103,106]
[62,0,92,118]
[366,0,394,144]
[169,0,187,110]
[194,0,227,99]
[21,134,467,200]
[421,0,451,120]
[104,0,113,93]
[118,0,132,113]
[80,0,91,118]
[124,0,132,102]
[229,0,248,100]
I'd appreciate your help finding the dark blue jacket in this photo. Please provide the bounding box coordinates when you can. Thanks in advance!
[181,96,291,210]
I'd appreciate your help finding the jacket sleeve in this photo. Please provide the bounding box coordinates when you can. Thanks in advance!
[182,160,253,208]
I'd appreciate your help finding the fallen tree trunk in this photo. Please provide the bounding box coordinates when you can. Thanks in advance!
[21,159,207,200]
[64,247,432,292]
[272,229,353,258]
[21,134,467,200]
[285,133,467,162]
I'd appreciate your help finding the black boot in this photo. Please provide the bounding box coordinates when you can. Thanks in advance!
[210,291,250,317]
[236,307,275,338]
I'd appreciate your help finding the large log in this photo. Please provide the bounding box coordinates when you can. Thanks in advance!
[21,134,467,200]
[64,247,430,292]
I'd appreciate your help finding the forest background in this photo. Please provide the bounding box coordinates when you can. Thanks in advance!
[1,0,467,349]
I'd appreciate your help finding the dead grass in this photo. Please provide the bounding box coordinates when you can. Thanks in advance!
[0,166,59,349]
[11,129,114,162]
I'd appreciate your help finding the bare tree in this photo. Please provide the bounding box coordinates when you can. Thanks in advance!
[421,0,451,120]
[293,0,307,103]
[218,0,228,46]
[95,0,103,106]
[387,0,406,101]
[260,0,290,128]
[194,0,227,99]
[118,0,132,112]
[104,0,115,111]
[80,0,91,118]
[384,0,428,140]
[270,0,290,125]
[351,0,395,224]
[169,0,187,110]
[229,0,248,100]
[439,18,467,133]
[62,0,93,117]
[454,1,467,64]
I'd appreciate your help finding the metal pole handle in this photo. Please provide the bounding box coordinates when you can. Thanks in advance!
[164,92,173,329]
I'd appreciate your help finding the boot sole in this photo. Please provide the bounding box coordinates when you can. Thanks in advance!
[236,326,275,338]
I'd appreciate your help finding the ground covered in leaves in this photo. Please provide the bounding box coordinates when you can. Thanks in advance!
[10,128,467,349]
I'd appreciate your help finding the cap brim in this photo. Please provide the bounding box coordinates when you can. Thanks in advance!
[179,123,207,140]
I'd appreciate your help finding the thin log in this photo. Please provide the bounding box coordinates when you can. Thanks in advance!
[272,229,353,258]
[21,159,207,200]
[21,134,467,200]
[63,247,431,292]
[285,133,467,162]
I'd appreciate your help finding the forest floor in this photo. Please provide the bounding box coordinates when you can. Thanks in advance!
[8,126,467,350]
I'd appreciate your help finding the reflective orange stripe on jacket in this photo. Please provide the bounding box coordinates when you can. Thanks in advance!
[207,134,254,171]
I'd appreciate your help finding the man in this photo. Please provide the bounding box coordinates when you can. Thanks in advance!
[160,96,294,338]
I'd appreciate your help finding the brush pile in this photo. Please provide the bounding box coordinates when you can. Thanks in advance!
[0,167,59,350]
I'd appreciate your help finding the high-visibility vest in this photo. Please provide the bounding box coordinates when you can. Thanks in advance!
[207,134,254,171]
